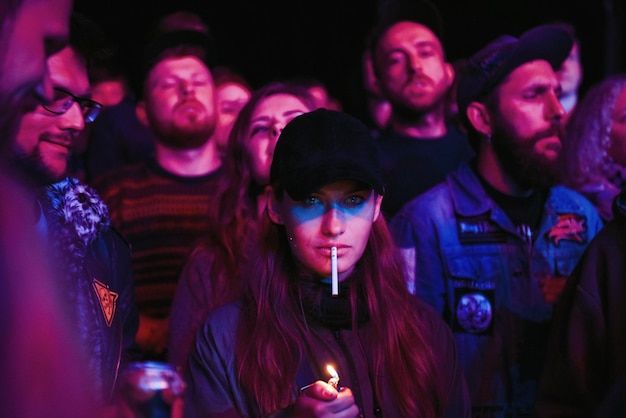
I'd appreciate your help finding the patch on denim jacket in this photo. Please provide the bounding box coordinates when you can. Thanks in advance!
[546,213,587,246]
[453,288,494,334]
[456,214,506,245]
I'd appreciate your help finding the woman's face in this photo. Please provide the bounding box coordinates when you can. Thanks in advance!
[245,94,309,185]
[609,86,626,167]
[214,81,251,152]
[268,180,383,280]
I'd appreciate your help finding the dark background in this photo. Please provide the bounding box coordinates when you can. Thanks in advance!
[74,0,625,124]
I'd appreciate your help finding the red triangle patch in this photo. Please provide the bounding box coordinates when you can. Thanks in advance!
[92,279,119,327]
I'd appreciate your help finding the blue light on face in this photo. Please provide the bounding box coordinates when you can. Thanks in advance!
[289,188,374,225]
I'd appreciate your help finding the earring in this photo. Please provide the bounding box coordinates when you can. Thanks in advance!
[486,133,492,144]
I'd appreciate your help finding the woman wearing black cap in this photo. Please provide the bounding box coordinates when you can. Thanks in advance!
[184,109,470,417]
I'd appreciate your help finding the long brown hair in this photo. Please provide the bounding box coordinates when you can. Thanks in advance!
[190,82,317,313]
[236,187,445,417]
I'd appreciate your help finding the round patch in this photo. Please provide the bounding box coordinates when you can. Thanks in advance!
[456,292,492,333]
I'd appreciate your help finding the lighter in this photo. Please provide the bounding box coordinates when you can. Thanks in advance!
[326,364,340,391]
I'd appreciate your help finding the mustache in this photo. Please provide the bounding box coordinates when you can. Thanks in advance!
[175,98,205,109]
[40,132,74,147]
[409,73,433,85]
[533,123,563,142]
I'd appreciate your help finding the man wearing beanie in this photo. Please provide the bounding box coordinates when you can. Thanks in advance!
[390,24,602,416]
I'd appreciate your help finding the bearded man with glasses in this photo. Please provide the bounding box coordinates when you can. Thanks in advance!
[10,12,141,412]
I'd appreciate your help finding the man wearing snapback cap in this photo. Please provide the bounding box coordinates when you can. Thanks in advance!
[390,24,602,416]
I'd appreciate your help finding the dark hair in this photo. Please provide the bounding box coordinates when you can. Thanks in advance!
[213,66,251,91]
[156,10,209,35]
[188,81,316,315]
[562,74,626,188]
[68,12,113,71]
[225,81,316,193]
[366,0,445,76]
[132,11,214,99]
[0,0,22,28]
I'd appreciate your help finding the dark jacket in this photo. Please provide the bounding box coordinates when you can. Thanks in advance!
[185,297,470,418]
[40,178,140,404]
[81,226,141,403]
[535,192,626,417]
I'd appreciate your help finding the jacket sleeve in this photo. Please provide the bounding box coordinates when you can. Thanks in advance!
[168,246,217,371]
[110,227,141,366]
[184,304,250,418]
[390,207,447,315]
[420,301,471,418]
[536,220,626,417]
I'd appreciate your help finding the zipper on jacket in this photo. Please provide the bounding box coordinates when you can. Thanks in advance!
[519,223,533,259]
[332,329,367,417]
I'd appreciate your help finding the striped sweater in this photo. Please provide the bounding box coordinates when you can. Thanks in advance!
[92,158,225,318]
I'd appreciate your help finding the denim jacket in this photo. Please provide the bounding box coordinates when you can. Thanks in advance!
[390,163,603,415]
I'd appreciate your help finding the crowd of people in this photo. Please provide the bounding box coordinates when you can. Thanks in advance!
[2,0,626,417]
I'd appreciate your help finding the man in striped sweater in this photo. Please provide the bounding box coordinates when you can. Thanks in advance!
[92,28,225,361]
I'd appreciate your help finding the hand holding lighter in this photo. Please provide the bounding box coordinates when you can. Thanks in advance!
[299,365,341,393]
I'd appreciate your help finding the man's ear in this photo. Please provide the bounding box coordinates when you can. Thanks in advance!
[265,185,284,224]
[363,49,383,96]
[444,62,455,89]
[466,102,492,137]
[136,101,149,126]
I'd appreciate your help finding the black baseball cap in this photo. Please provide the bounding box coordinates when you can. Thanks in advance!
[457,24,574,120]
[270,109,385,201]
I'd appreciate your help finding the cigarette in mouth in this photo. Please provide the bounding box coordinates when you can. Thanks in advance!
[331,246,338,296]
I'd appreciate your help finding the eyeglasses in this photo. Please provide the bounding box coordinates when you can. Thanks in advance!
[42,87,103,123]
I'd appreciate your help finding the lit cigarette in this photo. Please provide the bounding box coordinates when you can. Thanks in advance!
[331,246,338,296]
[326,364,340,391]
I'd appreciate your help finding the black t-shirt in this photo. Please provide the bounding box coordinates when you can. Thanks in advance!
[475,167,548,243]
[378,126,474,219]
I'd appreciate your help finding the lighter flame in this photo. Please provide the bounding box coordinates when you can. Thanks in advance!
[326,364,340,390]
[326,364,338,379]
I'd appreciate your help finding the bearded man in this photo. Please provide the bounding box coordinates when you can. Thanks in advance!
[368,1,474,219]
[92,28,224,361]
[389,24,602,416]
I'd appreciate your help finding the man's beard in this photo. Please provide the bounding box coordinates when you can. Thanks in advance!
[391,100,439,124]
[387,86,446,126]
[12,147,59,188]
[491,125,563,190]
[156,123,213,149]
[149,104,216,150]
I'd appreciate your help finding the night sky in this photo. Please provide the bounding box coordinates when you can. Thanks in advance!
[73,0,624,124]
